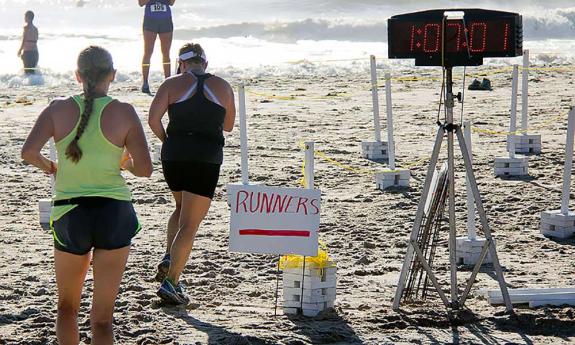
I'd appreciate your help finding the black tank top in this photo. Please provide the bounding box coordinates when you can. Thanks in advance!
[162,73,226,164]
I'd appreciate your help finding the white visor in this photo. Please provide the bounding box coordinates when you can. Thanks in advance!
[179,50,207,62]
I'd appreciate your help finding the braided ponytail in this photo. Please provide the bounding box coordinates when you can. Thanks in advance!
[65,46,114,163]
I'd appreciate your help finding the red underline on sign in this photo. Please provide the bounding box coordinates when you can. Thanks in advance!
[239,229,311,237]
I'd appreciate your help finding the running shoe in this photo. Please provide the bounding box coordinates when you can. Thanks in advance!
[157,279,190,305]
[154,253,170,282]
[141,83,151,94]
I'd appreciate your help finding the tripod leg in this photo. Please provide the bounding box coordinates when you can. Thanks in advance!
[393,127,445,311]
[411,240,451,308]
[455,127,514,313]
[460,239,490,306]
[447,127,458,309]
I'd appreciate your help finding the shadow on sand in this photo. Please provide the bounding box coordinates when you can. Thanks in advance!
[285,308,364,344]
[160,305,364,344]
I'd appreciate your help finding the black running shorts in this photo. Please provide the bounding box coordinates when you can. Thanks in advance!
[51,198,140,255]
[143,17,173,33]
[161,160,221,199]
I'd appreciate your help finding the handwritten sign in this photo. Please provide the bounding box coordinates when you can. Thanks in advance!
[228,184,320,256]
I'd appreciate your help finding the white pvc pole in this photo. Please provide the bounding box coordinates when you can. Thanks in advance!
[560,107,575,215]
[509,65,519,159]
[370,55,382,142]
[385,72,396,170]
[304,142,314,189]
[49,138,56,194]
[521,50,529,133]
[464,121,476,240]
[238,84,249,185]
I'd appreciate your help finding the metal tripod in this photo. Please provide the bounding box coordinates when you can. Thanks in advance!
[392,67,513,313]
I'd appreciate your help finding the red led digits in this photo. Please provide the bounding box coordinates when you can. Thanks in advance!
[396,19,514,56]
[410,25,416,51]
[447,22,462,52]
[503,23,509,51]
[469,22,487,53]
[423,23,441,52]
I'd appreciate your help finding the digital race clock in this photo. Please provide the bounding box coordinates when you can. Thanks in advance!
[388,9,523,66]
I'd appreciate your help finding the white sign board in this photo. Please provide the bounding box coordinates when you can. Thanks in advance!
[228,184,320,256]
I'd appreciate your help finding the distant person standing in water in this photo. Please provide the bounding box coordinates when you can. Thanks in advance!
[139,0,175,94]
[17,10,39,74]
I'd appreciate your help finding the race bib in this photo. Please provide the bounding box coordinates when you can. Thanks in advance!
[151,2,167,12]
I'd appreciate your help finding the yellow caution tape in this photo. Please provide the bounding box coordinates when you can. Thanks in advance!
[246,89,352,101]
[279,241,335,270]
[286,57,378,64]
[298,141,428,182]
[471,113,565,136]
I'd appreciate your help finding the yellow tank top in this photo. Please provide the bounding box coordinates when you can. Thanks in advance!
[54,95,131,203]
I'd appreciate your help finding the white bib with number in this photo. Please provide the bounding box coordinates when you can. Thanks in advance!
[151,2,167,12]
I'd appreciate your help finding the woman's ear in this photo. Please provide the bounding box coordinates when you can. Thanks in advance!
[110,70,117,82]
[75,70,82,84]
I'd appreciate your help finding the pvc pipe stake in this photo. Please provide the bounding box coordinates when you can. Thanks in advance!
[521,50,529,133]
[385,72,396,170]
[304,142,315,189]
[509,64,519,159]
[464,121,476,240]
[370,55,382,142]
[561,107,575,215]
[239,84,249,185]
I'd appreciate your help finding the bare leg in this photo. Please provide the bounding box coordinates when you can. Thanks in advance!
[90,247,130,345]
[166,191,182,253]
[54,249,91,345]
[159,31,173,78]
[142,30,157,91]
[167,192,211,284]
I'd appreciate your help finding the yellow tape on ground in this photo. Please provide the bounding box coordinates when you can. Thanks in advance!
[471,113,565,136]
[298,141,427,181]
[247,89,351,101]
[286,57,376,64]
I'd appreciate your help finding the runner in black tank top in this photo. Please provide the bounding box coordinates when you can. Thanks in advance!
[162,72,226,165]
[148,43,236,304]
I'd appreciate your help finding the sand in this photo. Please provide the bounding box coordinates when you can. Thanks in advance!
[1,64,574,344]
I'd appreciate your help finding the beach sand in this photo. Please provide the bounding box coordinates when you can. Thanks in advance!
[1,64,574,344]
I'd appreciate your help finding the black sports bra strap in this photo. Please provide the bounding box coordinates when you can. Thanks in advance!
[189,72,212,98]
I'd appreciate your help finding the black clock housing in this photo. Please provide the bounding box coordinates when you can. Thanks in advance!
[388,9,523,66]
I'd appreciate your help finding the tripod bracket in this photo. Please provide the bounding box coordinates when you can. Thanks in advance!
[436,121,458,133]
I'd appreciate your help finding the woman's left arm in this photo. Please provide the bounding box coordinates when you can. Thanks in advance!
[21,105,56,174]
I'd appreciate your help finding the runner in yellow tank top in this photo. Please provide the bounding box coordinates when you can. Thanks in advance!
[21,46,152,344]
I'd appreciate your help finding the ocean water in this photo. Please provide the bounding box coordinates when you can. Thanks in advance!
[0,0,574,86]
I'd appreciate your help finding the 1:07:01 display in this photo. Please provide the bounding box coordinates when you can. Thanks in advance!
[393,20,512,54]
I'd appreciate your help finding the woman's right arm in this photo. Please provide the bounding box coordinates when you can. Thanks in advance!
[123,104,153,177]
[17,27,26,57]
[138,0,150,7]
[21,105,56,173]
